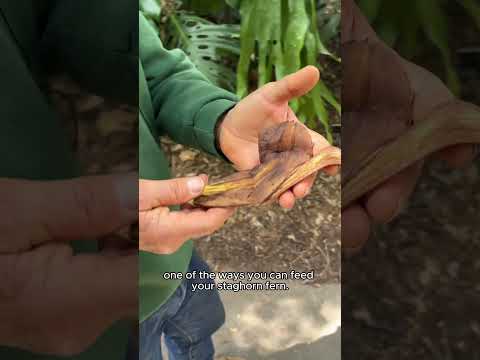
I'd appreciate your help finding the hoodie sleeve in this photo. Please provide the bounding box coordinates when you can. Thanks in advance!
[139,12,238,157]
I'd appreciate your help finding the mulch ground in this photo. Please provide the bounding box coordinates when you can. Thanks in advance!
[161,137,341,285]
[343,159,480,359]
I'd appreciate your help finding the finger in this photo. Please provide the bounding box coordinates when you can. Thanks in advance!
[308,127,338,170]
[0,245,137,356]
[139,175,208,210]
[56,248,137,317]
[342,204,371,256]
[264,66,320,104]
[290,154,339,199]
[289,127,337,197]
[436,144,477,168]
[176,207,235,239]
[79,254,137,317]
[278,191,296,209]
[364,162,423,224]
[292,174,316,199]
[14,243,138,318]
[309,129,332,151]
[0,173,138,250]
[140,207,235,254]
[323,165,339,176]
[47,174,138,240]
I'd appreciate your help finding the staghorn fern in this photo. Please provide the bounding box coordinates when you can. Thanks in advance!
[235,0,340,141]
[357,0,480,96]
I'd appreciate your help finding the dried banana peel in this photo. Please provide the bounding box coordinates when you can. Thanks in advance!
[194,122,341,208]
[342,100,480,208]
[341,37,480,209]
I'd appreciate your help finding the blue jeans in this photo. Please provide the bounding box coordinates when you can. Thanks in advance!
[139,252,225,360]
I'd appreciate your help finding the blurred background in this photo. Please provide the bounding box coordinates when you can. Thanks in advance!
[357,0,480,102]
[343,1,480,359]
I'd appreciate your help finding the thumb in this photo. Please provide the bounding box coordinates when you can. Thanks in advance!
[263,65,320,104]
[139,175,208,211]
[0,173,138,252]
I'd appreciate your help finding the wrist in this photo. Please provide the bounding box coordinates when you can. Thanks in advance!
[214,109,233,163]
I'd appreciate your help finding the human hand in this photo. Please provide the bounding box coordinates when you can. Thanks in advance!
[0,174,137,356]
[139,175,235,254]
[341,0,477,255]
[218,66,339,209]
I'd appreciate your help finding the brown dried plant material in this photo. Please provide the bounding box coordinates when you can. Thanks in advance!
[341,38,480,208]
[194,122,341,208]
[343,99,480,208]
[342,40,414,188]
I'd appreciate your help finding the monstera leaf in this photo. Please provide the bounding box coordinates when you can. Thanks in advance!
[167,12,240,91]
[141,1,240,91]
[341,0,480,208]
[194,122,341,208]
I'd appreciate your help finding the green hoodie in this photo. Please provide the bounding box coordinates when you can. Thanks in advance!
[138,12,237,322]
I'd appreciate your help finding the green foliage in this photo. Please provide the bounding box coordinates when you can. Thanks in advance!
[181,0,228,15]
[141,0,240,92]
[459,0,480,32]
[357,0,480,96]
[236,0,340,141]
[165,14,240,91]
[140,0,340,138]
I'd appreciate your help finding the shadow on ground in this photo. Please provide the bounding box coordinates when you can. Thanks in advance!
[214,282,340,360]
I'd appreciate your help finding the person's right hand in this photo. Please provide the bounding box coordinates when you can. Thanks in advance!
[341,0,477,255]
[0,174,137,356]
[139,175,235,254]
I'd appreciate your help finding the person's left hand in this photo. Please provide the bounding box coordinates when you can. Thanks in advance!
[218,66,338,209]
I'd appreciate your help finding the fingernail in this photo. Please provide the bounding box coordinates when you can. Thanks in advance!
[115,172,138,211]
[188,177,205,195]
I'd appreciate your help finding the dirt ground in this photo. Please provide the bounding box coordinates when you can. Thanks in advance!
[343,159,480,359]
[160,137,341,284]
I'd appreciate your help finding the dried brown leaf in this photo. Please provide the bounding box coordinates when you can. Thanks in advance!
[194,122,341,208]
